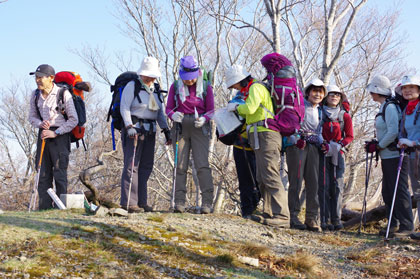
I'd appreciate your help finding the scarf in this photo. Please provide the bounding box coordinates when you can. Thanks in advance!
[139,78,159,111]
[239,80,254,100]
[177,69,204,104]
[323,106,340,120]
[406,99,420,115]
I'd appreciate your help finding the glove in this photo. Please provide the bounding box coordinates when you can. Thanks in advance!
[127,127,137,138]
[398,138,415,147]
[162,128,172,145]
[287,135,297,145]
[296,138,306,149]
[365,140,379,153]
[194,116,206,128]
[321,142,329,154]
[227,103,239,112]
[172,111,184,123]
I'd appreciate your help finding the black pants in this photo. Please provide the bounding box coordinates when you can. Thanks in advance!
[233,147,260,216]
[381,156,414,231]
[35,131,71,210]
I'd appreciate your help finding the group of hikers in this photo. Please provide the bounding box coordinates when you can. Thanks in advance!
[28,52,420,240]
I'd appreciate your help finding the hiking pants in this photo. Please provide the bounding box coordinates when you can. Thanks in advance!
[320,152,345,225]
[286,144,320,224]
[233,147,260,216]
[249,131,289,219]
[172,115,214,207]
[35,130,70,210]
[408,157,420,222]
[382,157,413,231]
[120,128,156,208]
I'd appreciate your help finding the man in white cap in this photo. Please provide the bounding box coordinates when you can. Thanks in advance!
[120,57,170,213]
[28,64,78,210]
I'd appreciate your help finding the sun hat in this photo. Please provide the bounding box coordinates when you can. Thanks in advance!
[304,78,327,97]
[137,57,161,78]
[179,56,200,80]
[225,64,250,89]
[366,75,392,96]
[395,75,420,95]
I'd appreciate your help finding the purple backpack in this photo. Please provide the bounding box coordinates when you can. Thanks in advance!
[260,53,305,136]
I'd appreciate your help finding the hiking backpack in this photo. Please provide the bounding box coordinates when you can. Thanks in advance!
[259,53,305,136]
[34,71,89,149]
[375,95,407,122]
[107,71,165,150]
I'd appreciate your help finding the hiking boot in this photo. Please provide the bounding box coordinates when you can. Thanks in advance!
[263,215,290,228]
[393,230,414,238]
[139,205,153,212]
[305,220,321,232]
[127,205,144,213]
[290,219,306,230]
[333,222,344,231]
[410,232,420,240]
[174,204,186,213]
[250,214,264,223]
[200,205,212,214]
[379,226,398,236]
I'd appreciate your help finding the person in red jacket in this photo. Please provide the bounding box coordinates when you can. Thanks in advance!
[319,85,354,230]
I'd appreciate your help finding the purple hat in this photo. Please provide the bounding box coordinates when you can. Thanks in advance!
[179,56,200,80]
[260,53,293,73]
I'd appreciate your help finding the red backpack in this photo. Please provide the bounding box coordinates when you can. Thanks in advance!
[259,53,305,136]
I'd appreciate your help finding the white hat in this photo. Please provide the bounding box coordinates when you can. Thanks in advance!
[137,57,161,78]
[304,78,327,97]
[327,84,342,94]
[225,64,250,89]
[366,75,392,96]
[395,75,420,95]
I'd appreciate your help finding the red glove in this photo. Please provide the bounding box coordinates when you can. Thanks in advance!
[365,140,379,153]
[296,138,306,149]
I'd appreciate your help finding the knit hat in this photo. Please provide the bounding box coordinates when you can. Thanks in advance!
[366,75,392,96]
[137,57,161,78]
[225,64,250,89]
[179,56,200,80]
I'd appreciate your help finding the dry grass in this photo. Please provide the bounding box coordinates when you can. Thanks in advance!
[236,242,271,258]
[319,234,354,247]
[346,247,383,262]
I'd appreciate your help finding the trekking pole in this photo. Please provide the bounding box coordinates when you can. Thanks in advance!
[29,139,46,212]
[385,149,405,240]
[126,134,138,212]
[359,151,374,234]
[171,123,180,210]
[322,155,326,228]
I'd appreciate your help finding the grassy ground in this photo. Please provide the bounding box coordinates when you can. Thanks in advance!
[0,210,419,278]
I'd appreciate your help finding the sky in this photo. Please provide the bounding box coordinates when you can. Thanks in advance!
[0,0,419,99]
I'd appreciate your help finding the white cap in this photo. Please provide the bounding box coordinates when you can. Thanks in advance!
[304,78,327,97]
[327,84,342,94]
[366,75,392,96]
[395,75,420,95]
[137,57,161,78]
[225,64,250,89]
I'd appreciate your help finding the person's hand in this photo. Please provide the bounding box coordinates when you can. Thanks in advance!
[321,142,330,154]
[227,103,239,112]
[39,120,50,130]
[162,128,172,145]
[287,135,297,145]
[194,116,206,128]
[127,127,137,138]
[398,138,415,148]
[365,140,379,153]
[172,112,184,123]
[296,138,306,149]
[41,129,57,139]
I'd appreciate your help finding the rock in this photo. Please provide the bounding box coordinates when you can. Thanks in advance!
[237,255,259,267]
[94,206,109,218]
[167,225,176,232]
[403,245,416,251]
[0,209,4,214]
[139,235,147,241]
[109,208,128,217]
[262,231,275,238]
[171,236,179,242]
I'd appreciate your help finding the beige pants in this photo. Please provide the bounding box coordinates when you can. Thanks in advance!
[250,131,289,219]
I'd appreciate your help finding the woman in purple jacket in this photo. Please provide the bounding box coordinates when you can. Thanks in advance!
[166,56,214,214]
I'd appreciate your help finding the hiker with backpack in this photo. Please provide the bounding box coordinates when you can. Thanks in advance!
[319,85,354,231]
[226,62,290,227]
[395,75,420,240]
[365,75,414,237]
[119,57,170,213]
[285,78,326,232]
[28,64,78,210]
[165,56,214,214]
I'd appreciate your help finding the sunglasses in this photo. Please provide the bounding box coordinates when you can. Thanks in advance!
[181,66,199,72]
[328,92,341,97]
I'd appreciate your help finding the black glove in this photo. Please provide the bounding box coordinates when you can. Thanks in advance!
[162,128,171,144]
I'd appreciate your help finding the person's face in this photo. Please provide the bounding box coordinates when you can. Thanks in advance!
[370,92,384,103]
[182,78,197,87]
[140,75,156,87]
[35,75,54,91]
[307,87,324,105]
[326,92,341,107]
[401,84,420,101]
[230,82,242,91]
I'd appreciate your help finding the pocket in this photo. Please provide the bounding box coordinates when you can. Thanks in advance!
[59,152,69,169]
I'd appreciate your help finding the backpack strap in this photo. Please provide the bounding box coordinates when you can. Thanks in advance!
[34,89,43,121]
[338,109,346,136]
[133,78,142,104]
[58,87,69,121]
[414,103,420,125]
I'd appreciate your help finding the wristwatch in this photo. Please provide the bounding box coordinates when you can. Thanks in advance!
[55,129,61,136]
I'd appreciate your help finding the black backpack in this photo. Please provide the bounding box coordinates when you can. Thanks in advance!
[376,95,408,122]
[107,71,165,149]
